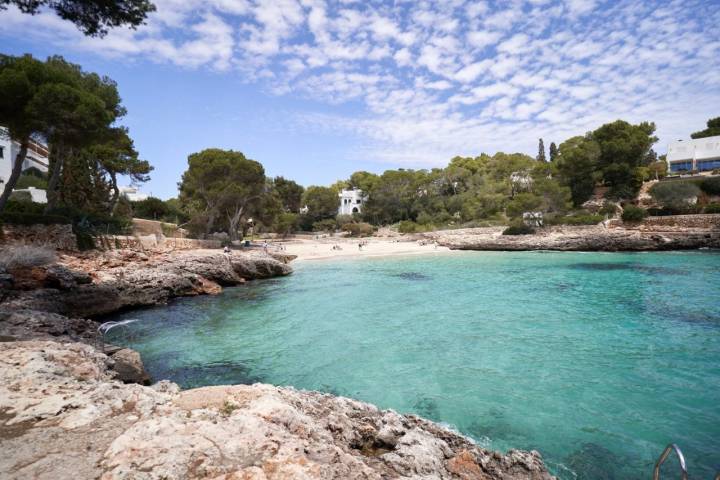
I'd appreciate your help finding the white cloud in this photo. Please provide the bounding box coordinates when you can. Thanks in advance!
[0,0,717,167]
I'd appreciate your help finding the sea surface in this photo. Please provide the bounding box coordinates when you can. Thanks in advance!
[105,251,720,479]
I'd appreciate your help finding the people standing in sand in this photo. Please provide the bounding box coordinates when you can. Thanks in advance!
[263,241,269,254]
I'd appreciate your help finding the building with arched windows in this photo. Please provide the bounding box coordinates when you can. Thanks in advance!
[338,188,367,215]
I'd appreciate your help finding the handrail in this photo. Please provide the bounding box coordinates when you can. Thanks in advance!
[653,444,688,480]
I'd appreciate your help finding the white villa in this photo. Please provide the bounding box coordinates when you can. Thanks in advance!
[0,127,50,186]
[119,186,149,202]
[338,188,367,215]
[666,135,720,173]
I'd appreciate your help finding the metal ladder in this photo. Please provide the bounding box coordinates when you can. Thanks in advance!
[653,444,720,480]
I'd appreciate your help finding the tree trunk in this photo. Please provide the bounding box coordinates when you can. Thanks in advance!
[0,138,29,213]
[227,205,244,242]
[44,146,66,213]
[205,208,217,236]
[109,171,120,215]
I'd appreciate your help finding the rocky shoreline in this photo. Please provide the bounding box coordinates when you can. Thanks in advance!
[0,248,555,479]
[424,219,720,252]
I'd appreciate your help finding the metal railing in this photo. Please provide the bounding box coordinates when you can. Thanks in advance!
[653,444,688,480]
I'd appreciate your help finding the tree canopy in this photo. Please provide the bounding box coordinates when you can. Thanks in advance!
[690,117,720,139]
[0,0,156,36]
[0,54,145,213]
[178,149,267,240]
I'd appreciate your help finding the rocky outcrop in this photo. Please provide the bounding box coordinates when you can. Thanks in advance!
[109,348,151,385]
[2,250,292,318]
[426,224,720,252]
[0,340,554,480]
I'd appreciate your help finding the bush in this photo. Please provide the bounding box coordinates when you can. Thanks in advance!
[131,197,169,220]
[502,223,535,235]
[649,181,701,207]
[621,205,648,222]
[700,177,720,195]
[15,173,48,190]
[342,222,374,237]
[312,218,337,232]
[397,220,418,233]
[0,212,70,225]
[599,202,618,216]
[704,203,720,214]
[335,214,355,228]
[0,245,56,270]
[547,213,603,225]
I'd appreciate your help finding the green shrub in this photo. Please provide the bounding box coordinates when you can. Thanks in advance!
[621,205,648,222]
[599,203,618,216]
[131,197,169,220]
[700,177,720,195]
[0,212,70,225]
[4,200,45,215]
[335,214,355,228]
[502,223,535,235]
[312,218,337,232]
[160,222,178,237]
[649,181,701,207]
[342,222,374,237]
[15,173,48,190]
[704,203,720,214]
[397,220,418,233]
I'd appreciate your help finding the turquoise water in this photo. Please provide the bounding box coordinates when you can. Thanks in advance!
[106,251,720,479]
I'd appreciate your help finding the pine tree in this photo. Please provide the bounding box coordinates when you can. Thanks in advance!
[549,142,558,162]
[537,138,546,162]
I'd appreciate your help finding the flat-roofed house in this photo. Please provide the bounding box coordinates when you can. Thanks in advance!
[0,127,50,195]
[666,135,720,173]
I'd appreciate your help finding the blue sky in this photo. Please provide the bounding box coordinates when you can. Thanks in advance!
[1,0,719,199]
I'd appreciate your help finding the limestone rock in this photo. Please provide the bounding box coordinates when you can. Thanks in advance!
[4,251,292,318]
[0,341,555,480]
[109,348,151,385]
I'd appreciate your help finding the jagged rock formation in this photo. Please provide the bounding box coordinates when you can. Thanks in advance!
[0,341,554,480]
[2,250,292,318]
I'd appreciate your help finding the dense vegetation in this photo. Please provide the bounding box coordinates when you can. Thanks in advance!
[2,50,716,242]
[0,54,151,241]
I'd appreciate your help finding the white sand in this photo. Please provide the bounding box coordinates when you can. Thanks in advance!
[272,236,454,261]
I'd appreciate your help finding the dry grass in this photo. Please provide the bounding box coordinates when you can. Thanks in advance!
[0,245,56,270]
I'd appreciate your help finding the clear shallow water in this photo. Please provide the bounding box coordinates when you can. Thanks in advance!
[106,251,720,479]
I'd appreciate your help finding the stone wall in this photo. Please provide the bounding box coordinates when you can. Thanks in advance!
[638,214,720,229]
[1,224,77,250]
[96,234,222,251]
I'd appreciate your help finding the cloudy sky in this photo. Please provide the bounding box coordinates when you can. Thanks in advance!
[1,0,719,198]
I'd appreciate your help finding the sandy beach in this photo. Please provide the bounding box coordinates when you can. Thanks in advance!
[272,236,454,261]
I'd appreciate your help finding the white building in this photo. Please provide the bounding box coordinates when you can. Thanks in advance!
[11,186,47,203]
[119,186,149,202]
[666,135,720,173]
[338,188,367,215]
[0,127,50,186]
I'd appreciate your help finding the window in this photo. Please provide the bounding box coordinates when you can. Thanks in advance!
[0,146,3,159]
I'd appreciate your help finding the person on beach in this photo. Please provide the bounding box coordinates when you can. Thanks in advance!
[263,241,269,253]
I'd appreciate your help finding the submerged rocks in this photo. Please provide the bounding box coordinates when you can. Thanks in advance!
[0,340,555,480]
